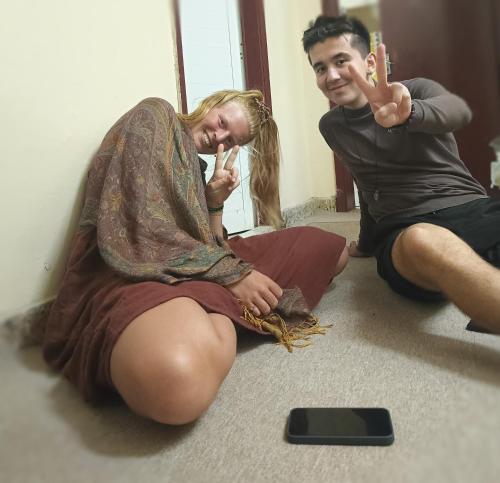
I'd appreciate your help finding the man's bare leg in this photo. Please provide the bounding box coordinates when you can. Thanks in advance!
[392,223,500,333]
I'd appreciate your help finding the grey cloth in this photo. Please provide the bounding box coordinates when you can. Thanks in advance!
[319,77,487,253]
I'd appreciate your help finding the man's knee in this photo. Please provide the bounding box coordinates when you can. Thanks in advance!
[391,223,456,292]
[393,223,453,264]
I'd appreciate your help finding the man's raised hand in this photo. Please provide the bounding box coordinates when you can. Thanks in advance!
[348,43,412,128]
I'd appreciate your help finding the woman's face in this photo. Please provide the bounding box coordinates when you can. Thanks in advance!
[190,101,251,154]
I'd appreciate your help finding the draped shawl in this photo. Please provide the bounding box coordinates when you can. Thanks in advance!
[79,97,326,350]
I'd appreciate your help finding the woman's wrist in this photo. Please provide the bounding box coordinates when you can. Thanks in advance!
[207,204,224,215]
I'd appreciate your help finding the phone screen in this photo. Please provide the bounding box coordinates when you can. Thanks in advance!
[287,408,394,445]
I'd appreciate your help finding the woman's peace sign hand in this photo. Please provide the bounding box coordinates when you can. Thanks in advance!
[205,143,241,208]
[348,43,412,128]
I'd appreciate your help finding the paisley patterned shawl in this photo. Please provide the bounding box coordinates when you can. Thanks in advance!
[79,97,252,285]
[78,97,329,350]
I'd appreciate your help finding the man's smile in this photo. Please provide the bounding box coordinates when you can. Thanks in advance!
[327,83,349,91]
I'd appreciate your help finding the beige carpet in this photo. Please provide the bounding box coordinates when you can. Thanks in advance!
[2,213,500,483]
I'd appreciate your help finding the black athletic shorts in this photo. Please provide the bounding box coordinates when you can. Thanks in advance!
[373,198,500,302]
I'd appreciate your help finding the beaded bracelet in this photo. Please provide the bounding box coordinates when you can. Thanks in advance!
[207,204,224,213]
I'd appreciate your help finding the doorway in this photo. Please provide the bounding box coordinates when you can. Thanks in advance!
[178,0,254,233]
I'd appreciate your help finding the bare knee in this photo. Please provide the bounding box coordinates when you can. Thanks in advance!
[141,349,223,425]
[110,300,237,425]
[394,223,452,265]
[392,223,457,291]
[116,343,233,425]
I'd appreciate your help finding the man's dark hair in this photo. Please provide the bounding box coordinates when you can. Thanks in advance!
[302,15,370,59]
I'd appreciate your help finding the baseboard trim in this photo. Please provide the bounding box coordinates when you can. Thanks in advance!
[282,196,336,227]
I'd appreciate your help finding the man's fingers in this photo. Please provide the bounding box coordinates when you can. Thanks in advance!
[391,84,403,105]
[374,103,397,128]
[375,43,388,88]
[348,63,374,99]
[398,91,412,121]
[376,102,398,120]
[375,111,399,128]
[223,145,239,171]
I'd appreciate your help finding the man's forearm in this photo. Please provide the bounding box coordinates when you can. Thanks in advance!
[409,95,471,134]
[406,78,472,134]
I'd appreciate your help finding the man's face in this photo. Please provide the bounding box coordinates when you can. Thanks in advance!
[308,34,374,109]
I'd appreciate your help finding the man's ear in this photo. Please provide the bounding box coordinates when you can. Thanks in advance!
[365,52,377,76]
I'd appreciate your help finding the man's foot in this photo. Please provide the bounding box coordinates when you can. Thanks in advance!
[466,320,493,334]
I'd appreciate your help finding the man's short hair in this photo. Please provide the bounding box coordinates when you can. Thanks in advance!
[302,15,371,58]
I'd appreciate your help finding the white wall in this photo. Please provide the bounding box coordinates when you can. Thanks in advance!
[1,0,335,319]
[264,0,335,209]
[0,0,179,318]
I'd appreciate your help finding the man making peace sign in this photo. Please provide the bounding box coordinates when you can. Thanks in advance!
[302,15,500,334]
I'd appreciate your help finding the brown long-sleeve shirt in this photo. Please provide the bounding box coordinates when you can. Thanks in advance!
[319,77,487,253]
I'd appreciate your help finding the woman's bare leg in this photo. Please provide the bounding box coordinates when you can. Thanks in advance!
[110,297,237,425]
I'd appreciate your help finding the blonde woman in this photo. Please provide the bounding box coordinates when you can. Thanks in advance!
[43,91,348,425]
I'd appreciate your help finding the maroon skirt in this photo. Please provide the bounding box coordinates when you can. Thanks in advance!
[43,226,345,401]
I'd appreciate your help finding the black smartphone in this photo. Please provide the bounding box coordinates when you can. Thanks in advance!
[287,407,394,446]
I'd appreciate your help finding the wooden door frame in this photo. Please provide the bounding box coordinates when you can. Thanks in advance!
[173,0,188,114]
[174,0,272,113]
[173,0,273,226]
[239,0,273,110]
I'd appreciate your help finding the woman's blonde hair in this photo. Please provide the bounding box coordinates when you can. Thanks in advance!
[178,89,284,229]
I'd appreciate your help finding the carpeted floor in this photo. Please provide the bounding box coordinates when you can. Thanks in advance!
[2,211,499,483]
